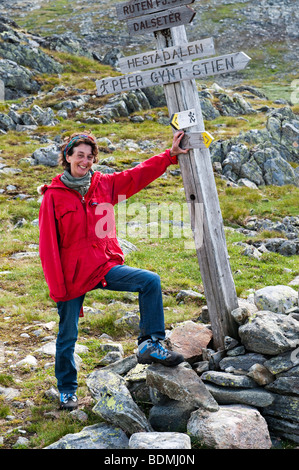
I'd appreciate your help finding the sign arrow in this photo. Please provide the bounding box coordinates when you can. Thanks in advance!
[116,0,195,20]
[126,5,196,35]
[181,131,214,150]
[118,38,215,73]
[170,108,197,130]
[96,52,251,97]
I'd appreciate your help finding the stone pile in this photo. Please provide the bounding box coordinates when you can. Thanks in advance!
[47,283,299,449]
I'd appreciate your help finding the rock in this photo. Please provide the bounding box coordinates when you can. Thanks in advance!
[146,363,219,412]
[101,48,123,67]
[166,320,213,363]
[254,285,298,314]
[187,405,272,449]
[129,431,191,449]
[30,105,56,126]
[201,371,257,389]
[262,393,299,423]
[247,363,275,386]
[149,399,197,432]
[0,112,15,131]
[114,312,139,333]
[217,92,256,116]
[99,351,123,365]
[263,350,299,375]
[15,354,38,368]
[10,251,38,259]
[176,289,205,302]
[0,386,20,401]
[103,354,137,375]
[31,143,60,167]
[13,437,30,448]
[86,369,152,433]
[263,156,298,186]
[205,383,274,408]
[219,353,267,372]
[239,311,299,355]
[230,306,252,325]
[99,342,124,355]
[238,178,258,189]
[0,58,40,98]
[263,416,299,444]
[265,376,299,396]
[45,423,129,449]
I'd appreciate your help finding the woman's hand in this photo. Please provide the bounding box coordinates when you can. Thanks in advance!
[169,131,190,157]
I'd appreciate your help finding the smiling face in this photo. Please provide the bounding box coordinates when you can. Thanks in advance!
[66,143,94,178]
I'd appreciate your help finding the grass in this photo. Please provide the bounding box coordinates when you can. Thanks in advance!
[0,30,298,450]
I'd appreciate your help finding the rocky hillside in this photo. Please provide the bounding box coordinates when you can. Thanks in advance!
[1,0,298,81]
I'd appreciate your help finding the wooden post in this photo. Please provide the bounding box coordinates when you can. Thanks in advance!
[155,26,239,349]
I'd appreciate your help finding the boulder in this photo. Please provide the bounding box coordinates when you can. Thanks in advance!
[146,363,219,412]
[31,143,60,167]
[205,383,274,407]
[45,423,129,449]
[201,371,257,388]
[254,285,298,314]
[149,399,197,432]
[166,320,213,363]
[0,59,40,98]
[86,369,152,434]
[262,393,299,423]
[187,405,272,449]
[239,310,299,355]
[129,431,191,449]
[219,352,267,372]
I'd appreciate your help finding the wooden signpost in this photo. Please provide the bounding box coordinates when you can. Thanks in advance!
[96,52,250,96]
[180,131,214,149]
[126,5,196,34]
[170,108,197,130]
[97,0,251,348]
[118,37,215,72]
[116,0,195,20]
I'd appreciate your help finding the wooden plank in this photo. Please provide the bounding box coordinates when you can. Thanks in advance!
[116,0,195,21]
[155,26,239,349]
[180,131,214,148]
[126,6,196,35]
[118,38,215,73]
[96,52,251,96]
[170,108,198,130]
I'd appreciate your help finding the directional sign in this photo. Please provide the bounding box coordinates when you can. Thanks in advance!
[119,38,215,73]
[126,6,196,35]
[181,131,214,150]
[96,52,251,96]
[116,0,195,21]
[170,108,197,130]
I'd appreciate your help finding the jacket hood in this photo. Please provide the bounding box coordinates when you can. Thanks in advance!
[37,174,63,195]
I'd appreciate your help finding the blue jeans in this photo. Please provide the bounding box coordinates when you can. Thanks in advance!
[55,264,165,393]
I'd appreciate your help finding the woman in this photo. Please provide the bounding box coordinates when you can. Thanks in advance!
[39,130,188,410]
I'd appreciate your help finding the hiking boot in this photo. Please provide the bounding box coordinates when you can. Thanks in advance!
[137,338,184,367]
[60,392,78,410]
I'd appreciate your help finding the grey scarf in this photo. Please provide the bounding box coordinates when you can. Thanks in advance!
[60,170,92,197]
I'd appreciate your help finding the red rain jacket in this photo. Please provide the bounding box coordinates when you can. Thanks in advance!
[39,149,177,302]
